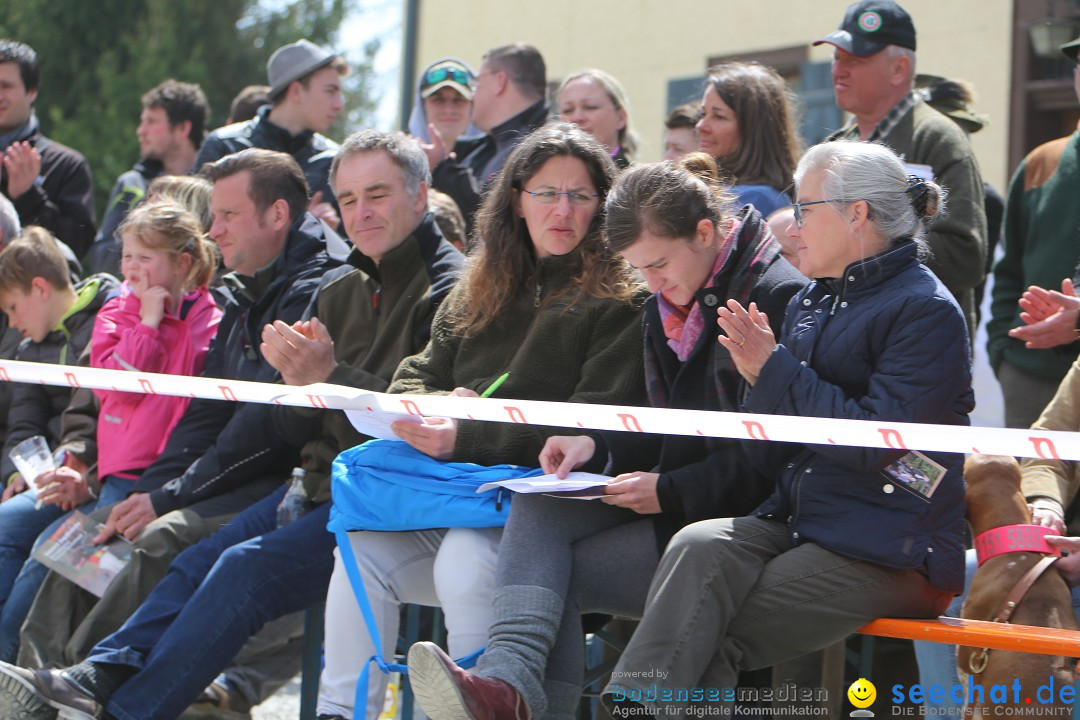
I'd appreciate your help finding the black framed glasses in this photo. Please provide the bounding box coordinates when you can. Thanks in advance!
[422,66,473,89]
[521,189,599,206]
[792,199,852,228]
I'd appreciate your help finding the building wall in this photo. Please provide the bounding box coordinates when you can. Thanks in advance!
[413,0,1014,189]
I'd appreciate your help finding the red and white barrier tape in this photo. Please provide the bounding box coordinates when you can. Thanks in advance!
[0,358,1076,462]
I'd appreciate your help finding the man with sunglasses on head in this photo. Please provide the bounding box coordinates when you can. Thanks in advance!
[816,0,987,336]
[409,58,480,172]
[428,42,549,236]
[196,39,348,232]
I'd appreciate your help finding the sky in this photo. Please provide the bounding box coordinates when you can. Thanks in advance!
[341,0,403,131]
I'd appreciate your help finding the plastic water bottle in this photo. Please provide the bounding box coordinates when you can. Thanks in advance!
[276,468,312,528]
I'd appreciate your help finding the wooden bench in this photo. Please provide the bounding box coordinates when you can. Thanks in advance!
[858,616,1080,657]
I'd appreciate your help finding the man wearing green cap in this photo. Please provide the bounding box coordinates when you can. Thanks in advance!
[816,0,988,336]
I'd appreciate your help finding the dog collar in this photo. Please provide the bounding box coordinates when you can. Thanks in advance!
[974,524,1062,567]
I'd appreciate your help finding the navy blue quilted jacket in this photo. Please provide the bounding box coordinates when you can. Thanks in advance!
[747,240,972,594]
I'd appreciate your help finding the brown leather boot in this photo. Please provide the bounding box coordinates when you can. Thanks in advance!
[407,642,531,720]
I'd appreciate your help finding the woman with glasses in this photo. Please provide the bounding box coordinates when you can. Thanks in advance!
[583,139,970,715]
[408,58,482,174]
[697,61,801,218]
[315,123,647,720]
[557,69,639,168]
[407,151,806,720]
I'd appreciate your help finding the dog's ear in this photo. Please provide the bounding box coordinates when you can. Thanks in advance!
[964,454,1021,485]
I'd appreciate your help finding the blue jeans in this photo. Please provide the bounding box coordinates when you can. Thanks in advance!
[85,485,336,720]
[0,475,130,662]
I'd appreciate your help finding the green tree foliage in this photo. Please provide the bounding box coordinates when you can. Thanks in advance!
[0,0,378,215]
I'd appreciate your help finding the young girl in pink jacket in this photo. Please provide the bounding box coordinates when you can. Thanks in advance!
[35,198,221,508]
[85,200,222,488]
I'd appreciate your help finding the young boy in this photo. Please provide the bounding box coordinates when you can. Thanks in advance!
[0,226,120,663]
[0,226,116,495]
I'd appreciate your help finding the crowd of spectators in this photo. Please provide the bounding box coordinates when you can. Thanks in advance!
[0,0,1073,717]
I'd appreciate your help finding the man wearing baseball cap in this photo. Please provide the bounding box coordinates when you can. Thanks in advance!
[428,43,549,236]
[816,0,987,335]
[195,39,348,230]
[407,58,480,176]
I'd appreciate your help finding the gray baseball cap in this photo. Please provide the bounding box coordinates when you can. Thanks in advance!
[267,39,338,99]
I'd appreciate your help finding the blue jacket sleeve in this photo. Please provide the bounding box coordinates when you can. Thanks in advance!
[745,293,971,472]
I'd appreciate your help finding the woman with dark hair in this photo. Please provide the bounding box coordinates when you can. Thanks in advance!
[315,123,647,720]
[697,61,801,218]
[594,139,972,715]
[407,152,806,720]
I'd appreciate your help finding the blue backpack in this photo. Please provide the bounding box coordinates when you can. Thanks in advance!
[327,439,543,712]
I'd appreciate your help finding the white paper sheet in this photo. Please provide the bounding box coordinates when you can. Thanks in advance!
[476,472,611,499]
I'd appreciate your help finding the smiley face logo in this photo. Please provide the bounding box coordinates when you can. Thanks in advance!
[848,678,876,708]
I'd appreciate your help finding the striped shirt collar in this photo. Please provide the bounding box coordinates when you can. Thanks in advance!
[839,90,918,143]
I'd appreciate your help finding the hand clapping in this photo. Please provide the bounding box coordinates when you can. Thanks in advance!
[716,300,776,385]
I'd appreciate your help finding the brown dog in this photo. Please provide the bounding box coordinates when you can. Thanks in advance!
[960,454,1077,713]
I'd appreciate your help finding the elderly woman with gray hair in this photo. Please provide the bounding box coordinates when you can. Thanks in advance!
[594,139,975,714]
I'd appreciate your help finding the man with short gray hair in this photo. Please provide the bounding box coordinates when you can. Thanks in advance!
[816,0,987,334]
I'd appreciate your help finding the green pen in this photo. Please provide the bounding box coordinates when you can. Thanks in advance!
[480,372,511,398]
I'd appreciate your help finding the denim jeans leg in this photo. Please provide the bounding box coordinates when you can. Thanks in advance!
[0,491,65,608]
[86,485,287,671]
[912,548,975,711]
[0,476,134,662]
[102,497,336,720]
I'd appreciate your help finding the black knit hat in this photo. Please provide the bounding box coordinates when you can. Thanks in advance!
[814,0,917,57]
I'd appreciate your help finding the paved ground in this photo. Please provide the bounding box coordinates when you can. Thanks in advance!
[251,676,301,720]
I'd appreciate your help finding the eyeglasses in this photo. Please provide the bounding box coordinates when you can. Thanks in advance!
[422,66,472,89]
[792,199,852,228]
[521,189,599,206]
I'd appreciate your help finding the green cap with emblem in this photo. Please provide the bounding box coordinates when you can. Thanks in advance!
[813,0,917,57]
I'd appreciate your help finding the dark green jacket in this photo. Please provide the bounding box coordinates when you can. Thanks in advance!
[987,131,1080,381]
[274,213,463,502]
[872,98,987,332]
[390,252,648,469]
[832,97,987,333]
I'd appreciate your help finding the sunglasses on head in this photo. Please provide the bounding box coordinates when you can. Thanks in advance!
[423,66,472,89]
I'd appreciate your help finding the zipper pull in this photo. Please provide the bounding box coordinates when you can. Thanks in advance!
[534,281,542,308]
[496,488,504,511]
[373,288,381,316]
